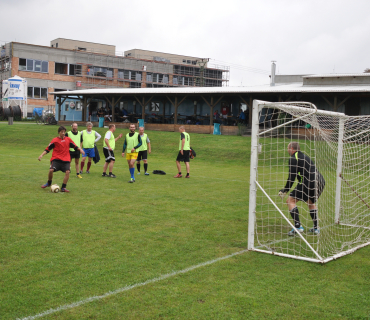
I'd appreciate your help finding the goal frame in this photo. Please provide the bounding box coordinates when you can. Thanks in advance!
[248,99,370,263]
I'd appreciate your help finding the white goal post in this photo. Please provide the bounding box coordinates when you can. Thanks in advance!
[248,99,370,263]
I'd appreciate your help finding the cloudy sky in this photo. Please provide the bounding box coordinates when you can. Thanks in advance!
[2,0,370,86]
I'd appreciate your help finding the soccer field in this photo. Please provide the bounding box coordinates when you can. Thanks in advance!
[0,123,369,319]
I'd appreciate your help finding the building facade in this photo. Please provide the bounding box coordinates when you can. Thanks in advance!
[0,39,229,115]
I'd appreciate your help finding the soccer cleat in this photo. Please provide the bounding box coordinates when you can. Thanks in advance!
[144,172,149,176]
[61,188,70,193]
[129,178,135,183]
[41,183,50,189]
[86,171,90,174]
[108,173,116,178]
[137,172,140,175]
[309,228,320,235]
[288,226,304,236]
[77,174,82,179]
[173,174,182,178]
[102,172,107,177]
[185,175,190,178]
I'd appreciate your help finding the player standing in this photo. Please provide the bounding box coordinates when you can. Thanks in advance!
[279,142,325,235]
[136,126,151,176]
[38,126,85,192]
[65,122,83,178]
[174,126,190,178]
[102,124,123,178]
[80,122,101,174]
[122,124,142,183]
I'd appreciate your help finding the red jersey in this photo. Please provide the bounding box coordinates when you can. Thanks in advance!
[45,136,78,162]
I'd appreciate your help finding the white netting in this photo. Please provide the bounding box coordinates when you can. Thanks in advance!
[250,101,370,263]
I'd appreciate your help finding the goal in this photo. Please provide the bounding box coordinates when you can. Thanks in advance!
[248,99,370,263]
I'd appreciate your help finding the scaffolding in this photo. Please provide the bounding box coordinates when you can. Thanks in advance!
[73,48,229,90]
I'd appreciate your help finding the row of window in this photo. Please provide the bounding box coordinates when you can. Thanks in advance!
[19,58,48,73]
[28,86,47,99]
[18,58,223,80]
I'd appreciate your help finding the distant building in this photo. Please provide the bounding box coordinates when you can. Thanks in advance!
[0,39,229,115]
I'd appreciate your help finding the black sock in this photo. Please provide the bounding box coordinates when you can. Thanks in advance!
[144,163,148,172]
[48,180,52,186]
[109,172,112,175]
[179,172,181,175]
[186,173,189,176]
[310,209,318,229]
[137,163,140,172]
[62,183,66,189]
[290,207,300,228]
[76,172,79,175]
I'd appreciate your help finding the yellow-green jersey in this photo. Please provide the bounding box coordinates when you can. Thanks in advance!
[137,133,150,152]
[66,131,82,152]
[179,132,190,150]
[123,132,142,153]
[82,130,101,148]
[103,130,116,150]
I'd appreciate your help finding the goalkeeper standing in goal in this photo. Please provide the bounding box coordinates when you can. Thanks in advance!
[279,142,325,236]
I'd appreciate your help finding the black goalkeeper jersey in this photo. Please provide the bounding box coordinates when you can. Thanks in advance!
[283,151,324,192]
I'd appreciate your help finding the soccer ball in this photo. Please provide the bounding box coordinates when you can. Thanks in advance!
[50,184,60,193]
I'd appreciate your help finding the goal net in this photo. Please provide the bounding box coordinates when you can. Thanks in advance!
[248,100,370,263]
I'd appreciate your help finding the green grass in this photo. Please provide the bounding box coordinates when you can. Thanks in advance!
[0,122,369,319]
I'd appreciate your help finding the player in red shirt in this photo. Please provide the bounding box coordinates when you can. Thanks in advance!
[38,126,85,192]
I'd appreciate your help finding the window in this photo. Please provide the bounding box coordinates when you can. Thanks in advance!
[78,47,86,51]
[20,58,48,73]
[65,102,69,111]
[19,58,26,71]
[129,82,141,88]
[27,59,33,71]
[146,73,152,82]
[173,76,178,85]
[27,86,48,99]
[55,62,68,75]
[42,61,48,73]
[151,102,160,112]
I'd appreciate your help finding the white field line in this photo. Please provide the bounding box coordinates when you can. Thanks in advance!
[17,249,248,320]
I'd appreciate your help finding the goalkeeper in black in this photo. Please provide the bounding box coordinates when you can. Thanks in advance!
[279,142,325,236]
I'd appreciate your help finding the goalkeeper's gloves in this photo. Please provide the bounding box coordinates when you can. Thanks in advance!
[278,189,287,200]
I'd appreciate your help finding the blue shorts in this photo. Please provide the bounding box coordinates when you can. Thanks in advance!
[82,148,95,158]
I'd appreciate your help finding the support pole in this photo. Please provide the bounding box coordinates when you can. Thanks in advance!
[335,117,345,223]
[248,99,260,250]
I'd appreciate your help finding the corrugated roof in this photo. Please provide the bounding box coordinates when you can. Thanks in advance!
[52,83,370,96]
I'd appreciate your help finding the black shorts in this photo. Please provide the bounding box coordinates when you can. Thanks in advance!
[176,150,190,162]
[50,160,70,173]
[290,177,325,204]
[137,150,148,161]
[70,150,80,159]
[103,148,115,163]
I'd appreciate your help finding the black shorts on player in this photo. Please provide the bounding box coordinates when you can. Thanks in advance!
[137,150,148,161]
[103,148,115,163]
[176,150,190,162]
[290,176,325,204]
[69,150,80,159]
[50,160,71,173]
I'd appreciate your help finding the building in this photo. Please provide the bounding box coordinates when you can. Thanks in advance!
[0,39,229,116]
[51,68,370,135]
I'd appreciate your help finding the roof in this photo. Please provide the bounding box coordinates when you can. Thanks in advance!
[303,73,370,78]
[52,83,370,96]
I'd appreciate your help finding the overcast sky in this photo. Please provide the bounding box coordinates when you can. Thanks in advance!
[2,0,370,86]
